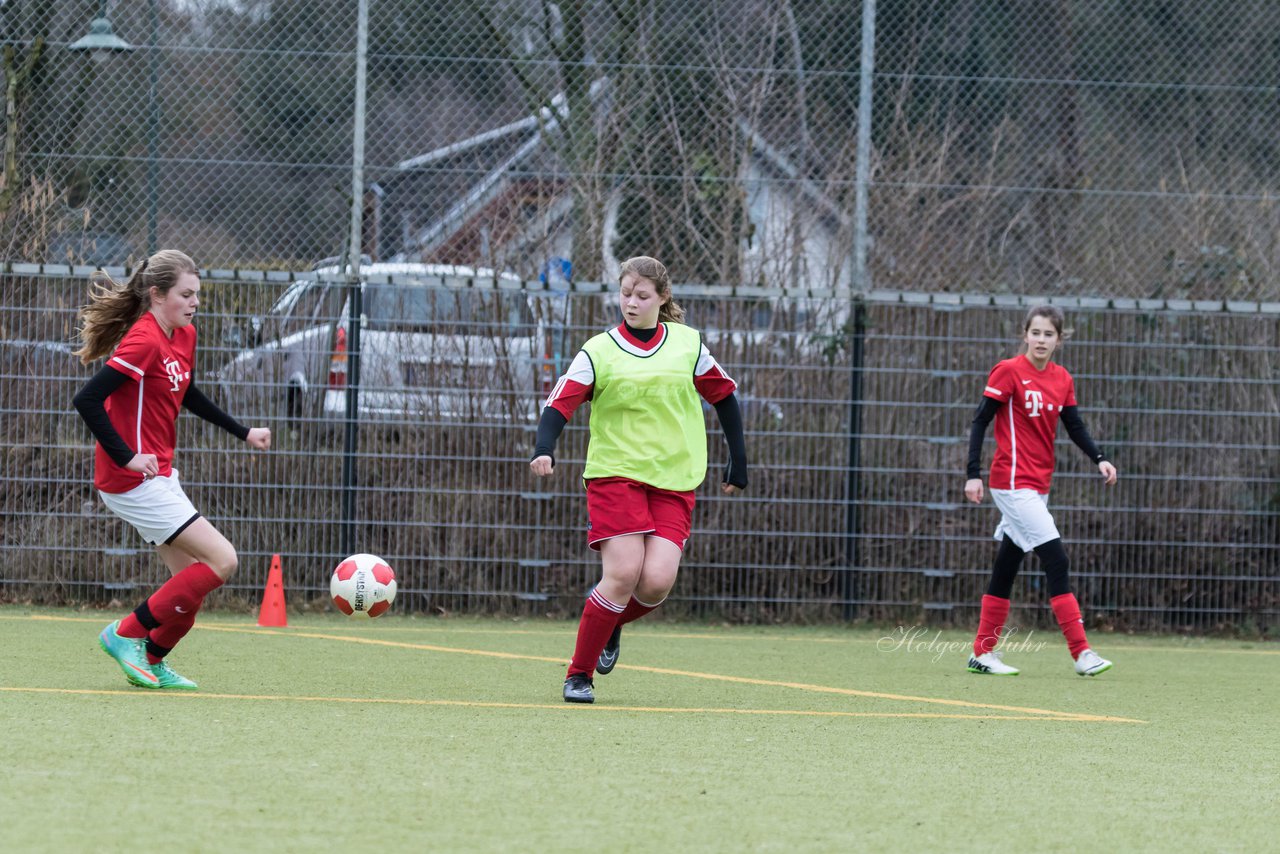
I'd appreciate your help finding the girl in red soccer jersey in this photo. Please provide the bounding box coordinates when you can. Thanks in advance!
[73,250,271,690]
[530,256,748,703]
[964,304,1117,677]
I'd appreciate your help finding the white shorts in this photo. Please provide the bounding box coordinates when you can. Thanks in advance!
[989,488,1061,552]
[99,471,201,546]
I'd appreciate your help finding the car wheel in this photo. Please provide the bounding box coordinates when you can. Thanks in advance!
[286,382,305,426]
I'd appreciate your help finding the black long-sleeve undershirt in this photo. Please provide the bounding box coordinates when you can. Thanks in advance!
[72,366,134,467]
[73,365,249,467]
[533,407,568,464]
[1059,405,1105,466]
[182,383,250,441]
[533,393,749,489]
[966,397,1106,480]
[712,394,748,488]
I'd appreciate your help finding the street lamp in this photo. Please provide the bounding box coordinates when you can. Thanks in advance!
[70,1,159,256]
[68,2,134,56]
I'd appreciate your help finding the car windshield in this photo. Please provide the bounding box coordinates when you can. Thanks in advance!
[269,281,322,318]
[362,285,535,333]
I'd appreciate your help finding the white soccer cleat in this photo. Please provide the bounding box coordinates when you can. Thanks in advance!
[1073,648,1113,676]
[967,651,1020,675]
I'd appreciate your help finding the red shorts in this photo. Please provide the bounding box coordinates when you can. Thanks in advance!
[585,477,696,552]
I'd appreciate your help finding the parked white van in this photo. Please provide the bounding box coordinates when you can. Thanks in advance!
[216,262,567,424]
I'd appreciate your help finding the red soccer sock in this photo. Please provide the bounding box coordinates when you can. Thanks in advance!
[567,589,624,677]
[146,611,198,664]
[617,595,662,627]
[1050,592,1090,659]
[117,613,148,638]
[973,594,1012,656]
[146,562,224,624]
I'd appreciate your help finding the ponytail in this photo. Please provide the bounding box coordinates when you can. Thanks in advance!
[658,298,685,325]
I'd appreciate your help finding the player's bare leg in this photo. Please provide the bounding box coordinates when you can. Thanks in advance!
[131,519,238,689]
[159,517,238,580]
[595,534,645,604]
[599,536,682,675]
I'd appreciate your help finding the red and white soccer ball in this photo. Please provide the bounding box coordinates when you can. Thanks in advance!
[330,553,397,618]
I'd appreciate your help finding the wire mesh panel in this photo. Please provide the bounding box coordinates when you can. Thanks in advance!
[2,268,1276,632]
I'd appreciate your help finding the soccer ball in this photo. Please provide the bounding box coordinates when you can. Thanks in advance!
[330,553,397,618]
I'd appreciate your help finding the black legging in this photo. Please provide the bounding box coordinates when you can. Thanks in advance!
[986,536,1071,599]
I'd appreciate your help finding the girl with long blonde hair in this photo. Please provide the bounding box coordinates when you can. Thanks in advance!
[73,250,271,690]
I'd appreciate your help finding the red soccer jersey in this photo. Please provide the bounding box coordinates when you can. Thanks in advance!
[95,312,196,493]
[982,355,1077,493]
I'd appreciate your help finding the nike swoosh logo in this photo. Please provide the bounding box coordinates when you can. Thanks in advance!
[1022,379,1032,384]
[125,661,159,682]
[174,606,188,614]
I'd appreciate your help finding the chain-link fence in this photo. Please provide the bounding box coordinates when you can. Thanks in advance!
[3,268,1277,632]
[2,3,1278,632]
[5,1,1280,298]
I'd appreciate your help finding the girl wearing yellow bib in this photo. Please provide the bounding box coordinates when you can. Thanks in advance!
[531,257,748,704]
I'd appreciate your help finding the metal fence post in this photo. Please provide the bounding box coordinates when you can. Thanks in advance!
[842,300,867,619]
[843,0,876,619]
[339,0,369,560]
[852,0,876,294]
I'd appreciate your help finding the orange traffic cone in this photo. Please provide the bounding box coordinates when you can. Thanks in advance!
[257,553,288,627]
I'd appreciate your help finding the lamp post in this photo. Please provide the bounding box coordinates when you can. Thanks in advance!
[145,0,158,255]
[71,0,159,256]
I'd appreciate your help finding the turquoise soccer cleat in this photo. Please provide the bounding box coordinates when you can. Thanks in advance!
[98,621,160,688]
[150,660,198,690]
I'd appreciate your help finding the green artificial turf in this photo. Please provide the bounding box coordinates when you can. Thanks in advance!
[2,608,1274,852]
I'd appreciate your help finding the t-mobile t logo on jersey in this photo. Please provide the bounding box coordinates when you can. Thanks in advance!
[1023,389,1044,417]
[162,357,190,393]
